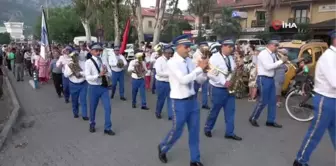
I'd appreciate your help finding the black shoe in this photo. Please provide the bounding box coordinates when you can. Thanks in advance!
[141,106,149,110]
[158,145,168,163]
[110,94,114,99]
[74,115,79,118]
[82,117,89,121]
[120,97,126,101]
[152,91,155,94]
[104,130,115,136]
[132,104,136,108]
[293,160,309,166]
[156,114,162,119]
[249,118,259,127]
[89,126,96,133]
[190,161,204,166]
[168,117,172,121]
[17,79,20,82]
[202,105,210,110]
[225,134,242,141]
[65,99,70,103]
[266,122,283,128]
[57,94,62,98]
[204,131,212,138]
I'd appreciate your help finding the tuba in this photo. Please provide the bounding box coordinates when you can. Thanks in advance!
[68,52,83,79]
[134,57,146,78]
[117,59,124,68]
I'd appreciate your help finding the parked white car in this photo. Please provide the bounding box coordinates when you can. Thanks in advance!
[236,38,266,47]
[125,44,135,61]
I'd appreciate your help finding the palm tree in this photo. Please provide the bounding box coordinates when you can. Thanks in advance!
[187,0,215,41]
[263,0,280,32]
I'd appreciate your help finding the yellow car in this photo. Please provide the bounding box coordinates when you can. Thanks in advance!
[279,40,328,93]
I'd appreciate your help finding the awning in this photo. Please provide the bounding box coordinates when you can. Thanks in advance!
[310,19,336,29]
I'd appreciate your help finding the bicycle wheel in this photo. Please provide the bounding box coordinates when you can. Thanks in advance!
[285,90,314,122]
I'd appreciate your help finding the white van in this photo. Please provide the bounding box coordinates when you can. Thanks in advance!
[236,38,266,46]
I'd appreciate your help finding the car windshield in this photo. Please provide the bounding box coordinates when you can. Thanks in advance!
[126,45,133,49]
[249,40,260,45]
[281,47,300,61]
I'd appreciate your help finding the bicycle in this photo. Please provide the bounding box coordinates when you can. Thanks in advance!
[285,74,314,122]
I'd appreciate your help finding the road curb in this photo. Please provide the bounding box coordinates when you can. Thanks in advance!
[0,70,21,150]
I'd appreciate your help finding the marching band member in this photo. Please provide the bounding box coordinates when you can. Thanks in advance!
[127,52,149,110]
[158,34,208,166]
[293,30,336,166]
[204,39,242,141]
[56,46,73,103]
[154,45,174,120]
[249,40,288,128]
[85,43,115,136]
[109,46,127,100]
[150,44,162,94]
[192,42,210,110]
[63,51,88,120]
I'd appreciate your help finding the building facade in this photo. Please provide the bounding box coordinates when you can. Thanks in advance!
[196,0,335,40]
[3,16,25,41]
[141,7,195,40]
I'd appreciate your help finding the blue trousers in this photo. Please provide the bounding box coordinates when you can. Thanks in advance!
[132,78,146,106]
[152,69,156,93]
[250,76,276,123]
[194,80,209,106]
[89,84,112,130]
[111,70,125,98]
[296,93,335,164]
[155,80,172,118]
[69,81,88,117]
[62,74,70,100]
[159,96,201,162]
[204,86,236,136]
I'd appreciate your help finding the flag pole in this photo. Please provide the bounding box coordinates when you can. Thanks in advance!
[41,6,53,58]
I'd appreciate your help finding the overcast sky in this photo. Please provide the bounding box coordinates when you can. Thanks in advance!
[140,0,189,10]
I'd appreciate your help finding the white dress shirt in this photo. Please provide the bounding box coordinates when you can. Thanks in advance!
[127,59,148,79]
[108,54,127,72]
[154,56,169,82]
[208,52,236,88]
[150,52,158,63]
[257,48,283,77]
[63,62,86,83]
[168,53,207,99]
[56,54,72,73]
[314,45,336,98]
[85,55,112,85]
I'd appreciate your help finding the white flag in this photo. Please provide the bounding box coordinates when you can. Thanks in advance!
[40,9,49,59]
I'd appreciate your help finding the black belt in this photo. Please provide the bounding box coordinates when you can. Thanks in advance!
[180,95,195,100]
[258,75,273,79]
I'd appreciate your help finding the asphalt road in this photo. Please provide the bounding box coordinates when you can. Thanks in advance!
[0,73,334,166]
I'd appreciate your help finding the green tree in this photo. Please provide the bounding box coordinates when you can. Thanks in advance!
[160,20,192,42]
[0,33,11,44]
[211,7,241,39]
[34,6,85,44]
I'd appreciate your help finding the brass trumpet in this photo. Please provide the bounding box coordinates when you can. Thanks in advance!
[277,52,297,69]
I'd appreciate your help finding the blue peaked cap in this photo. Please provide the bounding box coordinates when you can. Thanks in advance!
[90,42,103,50]
[198,41,208,46]
[172,34,193,46]
[114,45,120,51]
[163,45,174,53]
[328,30,336,39]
